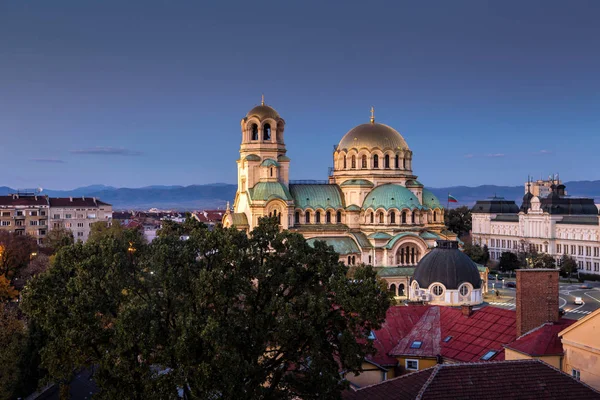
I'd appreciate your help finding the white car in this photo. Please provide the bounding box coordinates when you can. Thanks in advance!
[574,297,583,305]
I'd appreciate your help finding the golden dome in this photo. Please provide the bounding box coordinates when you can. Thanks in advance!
[337,122,409,151]
[246,104,280,120]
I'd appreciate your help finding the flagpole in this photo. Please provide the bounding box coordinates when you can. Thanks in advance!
[447,192,450,210]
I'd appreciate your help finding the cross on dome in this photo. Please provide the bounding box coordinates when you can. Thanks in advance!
[370,106,375,124]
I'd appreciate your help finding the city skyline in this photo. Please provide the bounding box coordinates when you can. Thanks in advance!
[2,0,600,189]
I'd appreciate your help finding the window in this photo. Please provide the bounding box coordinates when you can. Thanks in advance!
[402,212,406,224]
[343,156,347,169]
[443,336,452,343]
[579,246,584,256]
[65,214,72,219]
[390,212,395,224]
[373,154,379,168]
[459,284,470,296]
[77,232,84,237]
[411,212,415,224]
[410,341,422,349]
[53,214,60,219]
[481,351,497,361]
[572,369,580,381]
[361,155,367,169]
[251,124,259,140]
[395,154,399,168]
[336,211,342,223]
[305,212,310,224]
[40,211,46,216]
[1,221,10,226]
[30,220,38,226]
[491,239,496,247]
[295,212,300,224]
[586,261,591,271]
[368,331,377,340]
[263,123,271,140]
[351,156,356,169]
[557,244,562,253]
[29,211,38,216]
[16,211,23,216]
[77,223,84,228]
[578,261,583,269]
[594,262,599,272]
[403,158,406,169]
[270,167,273,177]
[405,359,419,371]
[1,212,10,217]
[370,212,374,224]
[431,284,444,296]
[586,246,591,256]
[326,211,331,223]
[316,211,321,223]
[15,220,23,226]
[595,247,599,257]
[379,212,383,224]
[571,245,576,255]
[39,229,46,235]
[384,154,390,168]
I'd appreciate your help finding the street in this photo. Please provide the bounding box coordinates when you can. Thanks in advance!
[484,281,600,320]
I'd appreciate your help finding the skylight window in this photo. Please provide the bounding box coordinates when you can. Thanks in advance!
[410,341,422,349]
[443,336,452,343]
[481,350,497,361]
[368,331,377,340]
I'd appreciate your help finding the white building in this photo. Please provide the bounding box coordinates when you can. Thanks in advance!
[471,181,600,275]
[49,197,113,242]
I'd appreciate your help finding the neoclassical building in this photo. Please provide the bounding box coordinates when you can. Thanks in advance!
[472,180,600,276]
[223,99,458,295]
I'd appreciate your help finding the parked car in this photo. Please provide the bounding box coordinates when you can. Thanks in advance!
[488,275,496,280]
[580,284,592,289]
[505,282,516,288]
[574,297,584,305]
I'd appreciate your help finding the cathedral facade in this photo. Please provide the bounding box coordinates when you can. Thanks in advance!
[223,99,457,296]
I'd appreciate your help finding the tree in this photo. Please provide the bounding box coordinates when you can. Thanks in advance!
[22,217,391,400]
[531,253,556,269]
[498,252,520,272]
[87,220,127,243]
[0,304,27,400]
[463,243,489,265]
[444,206,472,238]
[42,226,74,253]
[0,231,38,286]
[560,255,578,279]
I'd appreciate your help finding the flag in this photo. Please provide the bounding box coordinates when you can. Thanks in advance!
[448,194,458,203]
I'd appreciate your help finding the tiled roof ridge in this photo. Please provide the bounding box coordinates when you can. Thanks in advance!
[513,321,551,342]
[414,364,441,400]
[518,357,600,395]
[352,367,434,392]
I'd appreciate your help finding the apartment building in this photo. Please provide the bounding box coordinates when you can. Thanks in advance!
[49,197,113,242]
[0,193,50,244]
[471,181,600,275]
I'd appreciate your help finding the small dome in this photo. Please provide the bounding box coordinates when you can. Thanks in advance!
[246,104,280,120]
[338,122,409,151]
[422,188,442,209]
[362,184,421,211]
[412,240,481,290]
[260,159,280,167]
[245,154,261,161]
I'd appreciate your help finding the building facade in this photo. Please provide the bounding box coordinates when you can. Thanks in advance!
[49,197,113,242]
[223,100,457,292]
[471,180,600,275]
[0,193,49,244]
[560,308,600,390]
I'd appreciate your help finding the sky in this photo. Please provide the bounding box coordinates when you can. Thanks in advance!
[1,0,599,190]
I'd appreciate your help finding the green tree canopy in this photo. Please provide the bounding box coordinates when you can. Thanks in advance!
[498,252,520,272]
[0,231,38,287]
[463,243,489,265]
[444,206,472,238]
[560,255,578,278]
[42,226,74,253]
[22,217,391,400]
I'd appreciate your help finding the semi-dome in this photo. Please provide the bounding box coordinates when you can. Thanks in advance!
[362,184,421,211]
[422,188,442,209]
[246,104,280,120]
[338,122,409,151]
[412,240,481,290]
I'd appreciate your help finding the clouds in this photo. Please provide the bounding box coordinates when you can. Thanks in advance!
[538,149,552,155]
[486,153,505,158]
[30,158,66,163]
[70,147,143,156]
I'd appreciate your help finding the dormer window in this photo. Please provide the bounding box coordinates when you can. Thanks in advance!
[410,341,422,349]
[263,123,271,140]
[368,331,377,340]
[251,124,259,140]
[443,336,452,343]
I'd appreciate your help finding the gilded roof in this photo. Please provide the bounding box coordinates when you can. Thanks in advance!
[362,184,422,211]
[248,182,292,202]
[337,122,409,151]
[246,104,280,120]
[289,184,345,210]
[306,236,361,255]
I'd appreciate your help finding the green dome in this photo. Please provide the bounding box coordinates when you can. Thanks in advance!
[245,154,261,162]
[362,184,422,211]
[422,188,442,209]
[260,158,280,167]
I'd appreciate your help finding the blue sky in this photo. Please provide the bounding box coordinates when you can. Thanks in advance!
[1,0,599,189]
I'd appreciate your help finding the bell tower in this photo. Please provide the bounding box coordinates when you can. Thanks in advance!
[229,97,292,229]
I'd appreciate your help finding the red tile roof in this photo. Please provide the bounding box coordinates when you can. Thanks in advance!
[369,306,431,366]
[343,359,600,400]
[389,307,441,358]
[194,210,225,223]
[504,319,575,357]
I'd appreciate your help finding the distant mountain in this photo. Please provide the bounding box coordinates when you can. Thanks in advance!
[1,180,599,210]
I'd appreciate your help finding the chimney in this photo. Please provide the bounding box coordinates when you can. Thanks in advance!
[82,196,85,201]
[461,305,473,317]
[69,197,73,202]
[516,269,560,336]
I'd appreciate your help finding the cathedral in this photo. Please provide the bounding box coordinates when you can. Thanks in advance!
[223,98,459,297]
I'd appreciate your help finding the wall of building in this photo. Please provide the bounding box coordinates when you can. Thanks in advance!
[344,361,393,388]
[561,312,600,390]
[395,357,437,374]
[504,348,562,369]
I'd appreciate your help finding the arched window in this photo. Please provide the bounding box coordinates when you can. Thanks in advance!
[263,123,271,140]
[384,154,390,168]
[326,211,331,223]
[431,284,444,297]
[398,283,405,296]
[362,155,367,169]
[351,156,356,169]
[395,154,399,168]
[379,212,384,224]
[251,124,259,141]
[270,167,273,177]
[433,211,437,222]
[403,158,406,169]
[343,156,347,169]
[373,154,379,169]
[411,212,415,224]
[295,211,300,224]
[347,256,351,265]
[336,211,342,223]
[390,211,396,224]
[316,211,321,223]
[401,211,407,224]
[459,284,470,297]
[389,284,397,296]
[305,211,310,224]
[370,212,374,224]
[352,256,356,265]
